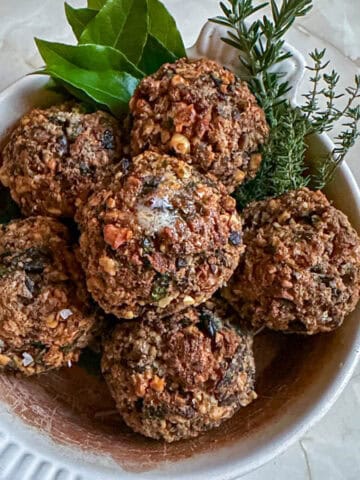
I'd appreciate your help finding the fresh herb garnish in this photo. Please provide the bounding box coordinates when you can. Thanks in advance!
[301,50,360,188]
[148,0,186,58]
[235,102,309,208]
[79,0,149,65]
[212,0,312,113]
[89,0,106,8]
[138,34,177,76]
[35,40,140,116]
[64,5,98,40]
[212,0,360,208]
[35,0,186,117]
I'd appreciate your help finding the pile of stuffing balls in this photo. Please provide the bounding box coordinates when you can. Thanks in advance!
[0,58,359,442]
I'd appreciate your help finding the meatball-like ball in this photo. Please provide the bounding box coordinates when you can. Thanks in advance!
[102,298,256,442]
[222,188,360,335]
[76,151,243,319]
[0,217,97,375]
[130,58,269,193]
[0,102,123,217]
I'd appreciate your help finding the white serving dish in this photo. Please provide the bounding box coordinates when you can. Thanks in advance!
[0,21,359,480]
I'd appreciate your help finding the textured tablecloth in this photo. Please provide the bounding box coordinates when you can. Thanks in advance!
[0,1,359,478]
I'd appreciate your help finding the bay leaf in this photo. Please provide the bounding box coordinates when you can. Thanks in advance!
[147,0,186,58]
[80,0,148,65]
[138,34,177,75]
[36,39,139,116]
[35,39,144,78]
[65,4,97,41]
[87,0,106,8]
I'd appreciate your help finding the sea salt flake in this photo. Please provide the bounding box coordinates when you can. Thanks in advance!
[22,352,34,367]
[67,360,72,368]
[60,309,73,320]
[0,339,4,352]
[150,196,173,211]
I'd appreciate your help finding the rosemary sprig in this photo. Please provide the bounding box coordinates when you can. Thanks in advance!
[211,0,360,209]
[213,0,312,118]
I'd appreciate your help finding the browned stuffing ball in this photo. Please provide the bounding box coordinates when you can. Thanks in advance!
[102,298,256,442]
[222,188,360,335]
[0,217,97,375]
[0,102,123,218]
[76,151,243,319]
[130,58,269,193]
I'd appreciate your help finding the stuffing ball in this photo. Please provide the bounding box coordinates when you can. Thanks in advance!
[76,151,243,319]
[0,102,123,217]
[130,58,269,193]
[102,298,256,442]
[222,188,360,335]
[0,217,97,375]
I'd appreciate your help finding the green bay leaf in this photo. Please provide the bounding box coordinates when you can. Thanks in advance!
[65,4,98,41]
[87,0,106,8]
[52,79,107,112]
[41,67,137,117]
[148,0,186,58]
[35,39,139,116]
[80,0,148,65]
[35,39,144,78]
[65,0,186,74]
[139,34,177,75]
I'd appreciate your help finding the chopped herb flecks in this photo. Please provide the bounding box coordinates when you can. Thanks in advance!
[151,274,170,301]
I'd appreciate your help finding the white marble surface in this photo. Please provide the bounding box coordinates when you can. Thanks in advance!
[0,1,359,478]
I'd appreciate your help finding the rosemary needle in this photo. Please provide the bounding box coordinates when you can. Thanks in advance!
[211,0,360,209]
